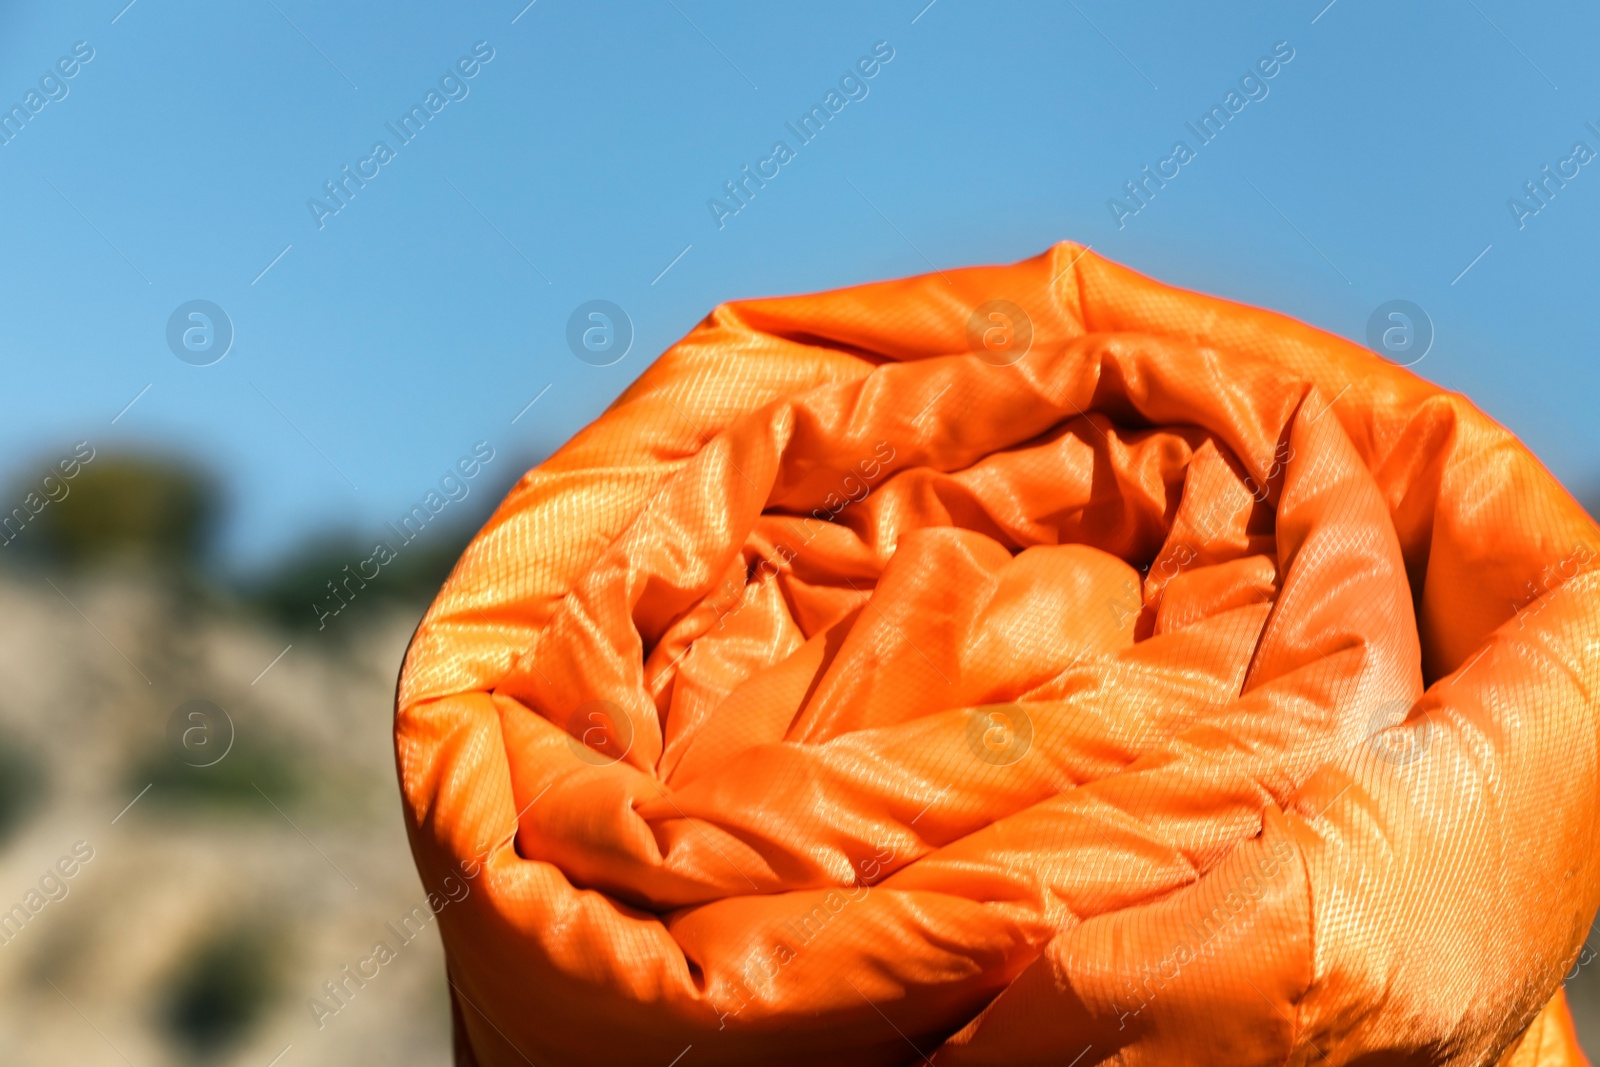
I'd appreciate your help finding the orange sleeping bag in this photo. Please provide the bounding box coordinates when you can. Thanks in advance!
[395,242,1600,1065]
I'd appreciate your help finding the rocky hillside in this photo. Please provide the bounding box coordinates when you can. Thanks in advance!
[0,566,451,1065]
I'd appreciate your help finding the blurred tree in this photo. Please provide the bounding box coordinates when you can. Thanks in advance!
[241,526,471,632]
[240,447,535,632]
[162,921,285,1059]
[0,733,44,843]
[7,452,219,568]
[129,728,301,814]
[0,443,532,630]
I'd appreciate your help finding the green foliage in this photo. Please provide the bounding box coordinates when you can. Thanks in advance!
[129,735,300,814]
[12,452,219,567]
[0,733,44,843]
[161,921,285,1057]
[239,525,473,632]
[2,445,530,634]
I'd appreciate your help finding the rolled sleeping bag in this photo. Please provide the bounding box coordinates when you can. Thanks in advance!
[396,242,1600,1066]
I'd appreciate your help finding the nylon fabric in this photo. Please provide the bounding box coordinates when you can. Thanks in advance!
[396,242,1600,1065]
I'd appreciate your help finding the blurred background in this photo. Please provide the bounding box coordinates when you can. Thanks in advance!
[2,0,1598,1063]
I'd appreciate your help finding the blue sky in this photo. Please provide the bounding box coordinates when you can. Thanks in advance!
[2,0,1597,569]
